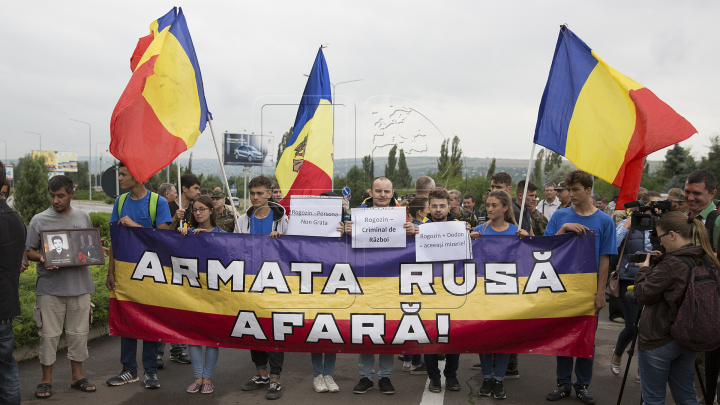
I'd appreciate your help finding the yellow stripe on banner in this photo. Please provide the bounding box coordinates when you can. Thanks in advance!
[114,261,596,321]
[133,24,168,73]
[565,51,644,184]
[276,100,333,194]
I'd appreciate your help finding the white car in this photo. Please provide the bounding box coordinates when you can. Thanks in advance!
[231,197,240,207]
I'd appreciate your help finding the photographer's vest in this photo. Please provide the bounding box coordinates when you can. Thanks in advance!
[619,228,646,280]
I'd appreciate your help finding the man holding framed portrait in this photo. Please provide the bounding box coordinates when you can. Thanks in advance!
[25,175,97,398]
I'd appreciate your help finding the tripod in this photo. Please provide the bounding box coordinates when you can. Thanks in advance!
[616,299,643,405]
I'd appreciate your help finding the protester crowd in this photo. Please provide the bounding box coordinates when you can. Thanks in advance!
[1,158,719,405]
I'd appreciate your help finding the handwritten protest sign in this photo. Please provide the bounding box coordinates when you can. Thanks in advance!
[351,207,406,248]
[416,221,471,262]
[286,196,342,237]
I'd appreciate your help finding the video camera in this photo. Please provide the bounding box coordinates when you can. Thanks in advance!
[624,199,672,250]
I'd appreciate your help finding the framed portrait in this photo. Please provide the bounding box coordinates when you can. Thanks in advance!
[41,228,105,268]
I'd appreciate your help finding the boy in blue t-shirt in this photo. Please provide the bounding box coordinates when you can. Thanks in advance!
[544,171,616,405]
[105,163,172,390]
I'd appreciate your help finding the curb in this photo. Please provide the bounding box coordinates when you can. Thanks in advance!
[13,323,110,362]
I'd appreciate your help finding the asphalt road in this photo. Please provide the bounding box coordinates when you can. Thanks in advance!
[16,305,654,405]
[6,197,114,214]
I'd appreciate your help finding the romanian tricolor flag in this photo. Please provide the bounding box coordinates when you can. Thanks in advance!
[534,26,696,208]
[110,7,209,183]
[276,48,333,209]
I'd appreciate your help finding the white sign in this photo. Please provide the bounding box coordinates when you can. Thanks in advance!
[351,207,407,248]
[286,196,343,238]
[5,165,13,181]
[416,221,472,262]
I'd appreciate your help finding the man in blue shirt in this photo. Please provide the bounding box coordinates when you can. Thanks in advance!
[236,176,287,400]
[544,170,616,405]
[105,163,172,390]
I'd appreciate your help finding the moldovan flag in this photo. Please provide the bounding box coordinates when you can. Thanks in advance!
[276,48,333,210]
[110,7,210,183]
[534,26,696,209]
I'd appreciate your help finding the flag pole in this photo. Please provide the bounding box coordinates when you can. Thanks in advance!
[518,143,537,231]
[207,118,241,232]
[177,156,182,225]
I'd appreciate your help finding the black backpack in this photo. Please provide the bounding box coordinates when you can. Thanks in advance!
[671,256,720,352]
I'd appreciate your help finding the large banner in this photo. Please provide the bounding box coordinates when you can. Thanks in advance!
[223,133,274,167]
[109,224,598,357]
[32,150,78,172]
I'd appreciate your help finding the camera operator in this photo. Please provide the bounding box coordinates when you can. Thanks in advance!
[633,212,720,405]
[610,192,662,377]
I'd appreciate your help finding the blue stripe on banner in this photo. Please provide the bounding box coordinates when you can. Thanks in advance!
[284,48,332,148]
[155,7,176,34]
[533,27,598,155]
[110,224,597,278]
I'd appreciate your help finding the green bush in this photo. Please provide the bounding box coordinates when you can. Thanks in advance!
[13,262,110,348]
[89,212,112,247]
[72,189,109,201]
[14,154,50,223]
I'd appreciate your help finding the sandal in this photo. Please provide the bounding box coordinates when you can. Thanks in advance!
[35,383,52,398]
[187,382,201,393]
[71,378,96,393]
[201,383,214,394]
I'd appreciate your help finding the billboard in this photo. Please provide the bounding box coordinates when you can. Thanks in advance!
[5,165,13,181]
[32,151,78,172]
[223,133,274,167]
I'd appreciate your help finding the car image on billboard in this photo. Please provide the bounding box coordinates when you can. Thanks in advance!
[223,133,274,167]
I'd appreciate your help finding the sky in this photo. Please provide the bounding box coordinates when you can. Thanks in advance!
[1,1,718,172]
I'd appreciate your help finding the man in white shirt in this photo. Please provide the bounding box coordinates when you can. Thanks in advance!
[537,182,561,219]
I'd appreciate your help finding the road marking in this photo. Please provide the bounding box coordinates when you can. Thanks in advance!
[419,360,445,405]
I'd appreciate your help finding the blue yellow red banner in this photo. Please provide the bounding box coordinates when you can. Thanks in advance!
[109,224,598,358]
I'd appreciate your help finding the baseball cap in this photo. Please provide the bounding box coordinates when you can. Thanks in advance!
[211,190,226,199]
[555,181,567,191]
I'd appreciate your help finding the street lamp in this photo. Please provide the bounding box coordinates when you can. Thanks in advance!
[70,119,92,201]
[0,140,6,162]
[23,131,42,151]
[303,74,363,189]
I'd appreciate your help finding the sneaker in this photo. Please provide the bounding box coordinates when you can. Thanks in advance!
[106,370,139,386]
[324,375,339,393]
[143,373,160,389]
[378,377,395,395]
[241,375,269,391]
[402,361,412,371]
[478,378,493,397]
[575,385,596,405]
[266,382,282,400]
[353,377,373,394]
[504,368,520,379]
[170,352,191,364]
[428,376,442,393]
[610,353,621,376]
[471,363,482,370]
[493,379,506,399]
[410,363,427,375]
[313,375,328,393]
[446,377,461,391]
[157,355,164,370]
[546,382,571,401]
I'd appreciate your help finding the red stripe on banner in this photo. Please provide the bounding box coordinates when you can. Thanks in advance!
[613,87,696,209]
[109,54,188,183]
[110,298,596,358]
[278,160,331,213]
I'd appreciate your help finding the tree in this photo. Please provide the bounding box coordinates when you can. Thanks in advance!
[531,149,544,187]
[385,145,397,183]
[437,139,450,175]
[397,149,412,188]
[544,149,563,175]
[449,136,463,178]
[545,163,572,185]
[183,152,194,175]
[346,165,366,208]
[700,134,720,182]
[14,154,51,223]
[362,155,374,183]
[659,144,696,190]
[276,126,294,164]
[486,158,496,180]
[66,161,89,191]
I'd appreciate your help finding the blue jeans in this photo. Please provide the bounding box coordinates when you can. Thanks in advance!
[188,345,219,380]
[638,340,698,405]
[425,354,460,379]
[0,323,20,404]
[358,354,393,380]
[614,280,639,356]
[311,353,336,376]
[120,337,159,374]
[479,353,511,381]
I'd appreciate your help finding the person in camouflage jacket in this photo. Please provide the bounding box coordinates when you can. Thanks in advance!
[212,190,238,233]
[528,198,548,236]
[448,190,478,228]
